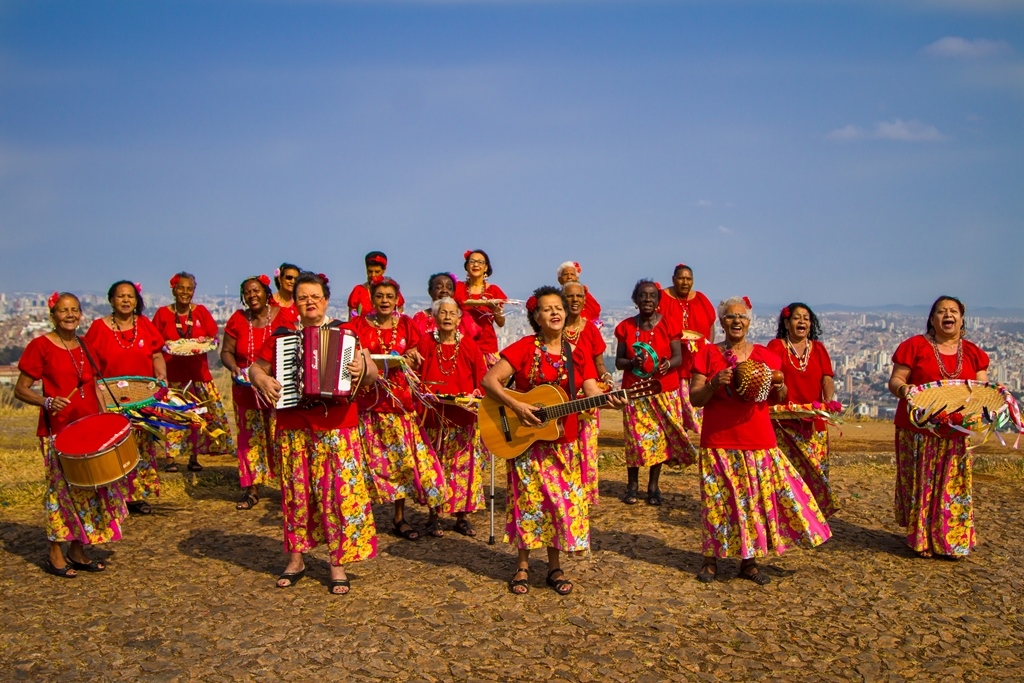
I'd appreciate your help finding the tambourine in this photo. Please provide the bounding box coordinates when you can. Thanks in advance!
[631,342,660,378]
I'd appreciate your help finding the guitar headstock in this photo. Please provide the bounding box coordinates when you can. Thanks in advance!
[624,378,662,399]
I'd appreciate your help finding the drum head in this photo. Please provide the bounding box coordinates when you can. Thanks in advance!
[54,413,132,457]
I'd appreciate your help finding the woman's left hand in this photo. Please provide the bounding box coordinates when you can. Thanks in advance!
[606,392,627,410]
[404,348,424,368]
[657,360,672,374]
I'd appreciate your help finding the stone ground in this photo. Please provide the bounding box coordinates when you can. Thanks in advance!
[2,409,1024,682]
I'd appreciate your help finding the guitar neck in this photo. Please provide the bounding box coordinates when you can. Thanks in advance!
[540,390,625,420]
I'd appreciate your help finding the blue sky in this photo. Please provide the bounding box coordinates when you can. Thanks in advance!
[1,0,1022,308]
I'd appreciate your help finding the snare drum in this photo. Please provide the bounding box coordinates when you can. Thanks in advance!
[53,413,141,488]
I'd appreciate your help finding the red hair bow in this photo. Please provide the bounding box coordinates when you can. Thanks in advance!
[742,296,752,309]
[47,291,60,310]
[258,274,271,287]
[526,295,538,313]
[169,274,181,289]
[463,250,473,260]
[134,282,143,294]
[317,273,330,285]
[573,261,582,274]
[781,306,791,318]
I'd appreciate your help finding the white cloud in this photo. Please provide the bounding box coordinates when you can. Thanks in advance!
[827,118,947,142]
[924,36,1013,58]
[716,225,733,235]
[696,199,713,208]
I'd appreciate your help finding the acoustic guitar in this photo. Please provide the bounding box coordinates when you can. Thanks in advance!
[478,379,662,460]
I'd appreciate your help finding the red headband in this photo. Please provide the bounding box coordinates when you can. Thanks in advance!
[742,296,752,309]
[367,256,387,268]
[526,295,538,313]
[47,291,61,310]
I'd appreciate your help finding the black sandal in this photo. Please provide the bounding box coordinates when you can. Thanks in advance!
[646,490,663,506]
[127,501,152,515]
[696,561,717,583]
[163,462,179,473]
[236,492,259,510]
[393,520,420,541]
[43,558,77,579]
[739,562,771,585]
[623,487,639,505]
[329,579,351,595]
[546,568,573,595]
[68,557,106,572]
[425,518,444,538]
[187,461,203,472]
[509,567,529,595]
[453,519,477,537]
[276,569,305,588]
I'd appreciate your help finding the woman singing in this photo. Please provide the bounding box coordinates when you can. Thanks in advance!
[15,292,129,578]
[347,251,405,320]
[248,272,379,594]
[766,303,839,518]
[557,261,601,321]
[690,297,831,585]
[416,297,489,536]
[221,274,282,510]
[410,272,481,342]
[887,296,988,559]
[454,249,506,367]
[152,271,235,472]
[84,281,166,515]
[614,280,695,506]
[350,277,449,540]
[482,286,624,595]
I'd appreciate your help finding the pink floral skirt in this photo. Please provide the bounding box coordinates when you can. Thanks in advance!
[623,390,697,468]
[233,397,277,489]
[505,440,589,552]
[360,412,449,508]
[124,429,160,502]
[41,439,128,545]
[164,379,236,460]
[578,414,600,505]
[678,376,703,435]
[425,422,486,515]
[774,420,837,518]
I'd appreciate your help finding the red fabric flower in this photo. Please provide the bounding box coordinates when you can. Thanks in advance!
[370,275,384,286]
[134,282,143,294]
[47,291,60,310]
[463,250,473,260]
[274,267,281,277]
[676,262,687,270]
[742,296,752,309]
[573,261,581,273]
[526,295,538,313]
[258,274,271,287]
[781,306,791,318]
[317,273,330,285]
[169,274,181,289]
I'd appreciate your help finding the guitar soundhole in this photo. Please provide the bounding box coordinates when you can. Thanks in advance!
[533,405,548,425]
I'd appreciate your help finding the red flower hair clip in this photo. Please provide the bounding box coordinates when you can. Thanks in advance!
[742,296,752,309]
[463,250,473,260]
[676,263,687,270]
[169,274,181,289]
[134,282,143,294]
[317,273,330,285]
[47,291,60,310]
[526,295,538,314]
[369,275,384,286]
[573,261,582,273]
[781,306,791,318]
[258,274,271,287]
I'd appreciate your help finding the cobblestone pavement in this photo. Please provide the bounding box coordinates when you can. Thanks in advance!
[3,432,1024,681]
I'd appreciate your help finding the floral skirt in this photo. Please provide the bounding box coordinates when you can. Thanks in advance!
[41,439,128,545]
[774,420,837,518]
[678,377,703,435]
[623,390,697,468]
[484,352,500,369]
[164,379,236,461]
[894,428,974,557]
[275,427,377,566]
[124,429,160,502]
[505,440,589,552]
[579,414,600,505]
[234,401,277,489]
[360,412,449,508]
[425,422,486,515]
[699,447,832,559]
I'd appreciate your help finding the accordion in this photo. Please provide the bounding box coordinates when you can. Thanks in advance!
[273,326,358,409]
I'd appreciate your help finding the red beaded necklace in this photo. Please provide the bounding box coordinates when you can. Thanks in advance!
[111,314,138,350]
[784,337,812,372]
[58,334,86,398]
[173,304,194,339]
[929,334,963,379]
[433,330,460,376]
[528,336,566,388]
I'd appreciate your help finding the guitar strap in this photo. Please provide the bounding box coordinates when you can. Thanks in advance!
[563,343,576,399]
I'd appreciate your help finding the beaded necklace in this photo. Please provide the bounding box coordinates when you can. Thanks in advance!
[528,336,567,388]
[929,334,963,380]
[370,315,400,353]
[111,314,138,350]
[563,317,587,345]
[784,337,812,372]
[173,305,194,339]
[245,307,270,366]
[57,334,86,398]
[433,330,461,376]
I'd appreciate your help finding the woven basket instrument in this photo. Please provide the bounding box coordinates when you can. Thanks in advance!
[770,401,844,424]
[164,337,218,356]
[98,376,165,411]
[906,380,1023,444]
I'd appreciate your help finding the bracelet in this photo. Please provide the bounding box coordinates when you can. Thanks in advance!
[44,397,54,412]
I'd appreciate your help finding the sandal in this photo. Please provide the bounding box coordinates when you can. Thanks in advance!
[425,518,444,538]
[546,568,573,595]
[67,557,106,572]
[393,520,420,541]
[646,490,663,506]
[163,462,179,473]
[453,519,477,537]
[696,561,717,583]
[236,492,259,510]
[43,558,77,579]
[917,550,934,559]
[328,579,351,595]
[187,461,203,472]
[276,568,305,588]
[127,501,152,515]
[623,487,639,505]
[508,567,529,595]
[739,562,771,586]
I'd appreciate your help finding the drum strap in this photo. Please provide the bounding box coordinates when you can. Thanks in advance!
[77,336,123,411]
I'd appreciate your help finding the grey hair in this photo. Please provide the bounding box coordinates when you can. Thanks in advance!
[557,261,579,279]
[562,281,585,294]
[718,296,751,319]
[431,296,461,318]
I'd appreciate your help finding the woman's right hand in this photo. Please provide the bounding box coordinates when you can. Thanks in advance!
[253,375,283,404]
[510,400,543,427]
[710,368,733,390]
[49,396,71,413]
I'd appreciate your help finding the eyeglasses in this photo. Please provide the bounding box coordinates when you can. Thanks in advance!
[295,295,324,304]
[282,275,297,281]
[466,259,486,266]
[723,314,750,321]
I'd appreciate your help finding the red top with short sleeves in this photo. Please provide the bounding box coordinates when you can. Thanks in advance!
[453,282,507,355]
[152,304,219,383]
[765,338,834,404]
[84,316,164,378]
[891,335,990,433]
[350,315,421,414]
[693,344,782,450]
[582,290,601,321]
[19,335,103,437]
[566,319,606,367]
[416,333,487,428]
[347,284,406,320]
[659,290,716,379]
[614,315,680,392]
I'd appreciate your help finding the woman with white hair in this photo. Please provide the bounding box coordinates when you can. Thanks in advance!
[689,296,831,585]
[416,297,489,536]
[557,261,601,321]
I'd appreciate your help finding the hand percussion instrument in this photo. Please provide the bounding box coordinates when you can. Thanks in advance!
[732,360,775,402]
[630,342,660,378]
[53,413,140,488]
[164,337,218,356]
[770,401,844,424]
[679,329,704,341]
[906,380,1024,443]
[371,353,408,372]
[232,367,252,386]
[98,376,165,411]
[274,326,358,409]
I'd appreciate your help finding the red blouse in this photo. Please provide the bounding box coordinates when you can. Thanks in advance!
[84,316,164,378]
[349,315,421,414]
[693,344,782,450]
[19,335,103,437]
[614,315,680,392]
[582,290,601,321]
[346,284,406,320]
[891,335,989,433]
[270,302,299,327]
[500,335,597,443]
[453,282,507,355]
[152,304,219,383]
[410,309,482,343]
[416,333,487,428]
[256,319,358,430]
[659,289,716,379]
[565,319,606,365]
[765,338,834,404]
